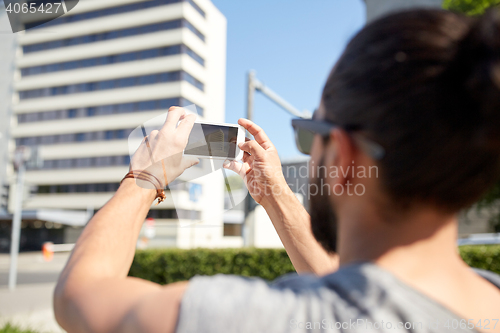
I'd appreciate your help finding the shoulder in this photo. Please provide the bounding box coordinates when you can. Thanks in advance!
[175,265,378,333]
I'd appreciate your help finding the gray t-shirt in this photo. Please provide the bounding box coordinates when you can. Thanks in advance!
[176,262,500,333]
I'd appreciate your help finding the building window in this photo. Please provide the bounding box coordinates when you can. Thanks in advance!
[182,20,205,41]
[25,0,205,32]
[187,0,205,17]
[223,224,242,236]
[16,128,132,146]
[147,209,201,220]
[36,182,198,194]
[23,18,204,54]
[29,155,130,170]
[19,71,204,100]
[75,133,85,142]
[16,98,203,124]
[37,182,121,194]
[104,131,113,140]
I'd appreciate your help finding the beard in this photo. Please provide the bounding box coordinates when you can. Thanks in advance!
[309,157,338,254]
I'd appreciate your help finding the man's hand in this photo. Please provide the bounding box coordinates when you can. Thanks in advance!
[53,106,201,333]
[224,118,338,275]
[223,118,291,204]
[130,106,199,188]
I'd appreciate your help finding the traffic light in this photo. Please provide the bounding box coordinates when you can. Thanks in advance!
[22,185,38,204]
[0,184,8,211]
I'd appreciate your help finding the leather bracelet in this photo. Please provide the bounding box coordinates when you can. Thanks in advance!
[121,170,166,205]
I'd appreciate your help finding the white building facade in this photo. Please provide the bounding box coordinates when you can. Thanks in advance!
[0,7,16,213]
[6,0,237,249]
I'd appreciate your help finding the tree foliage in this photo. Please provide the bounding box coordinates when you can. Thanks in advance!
[477,182,500,232]
[443,0,500,15]
[442,0,500,231]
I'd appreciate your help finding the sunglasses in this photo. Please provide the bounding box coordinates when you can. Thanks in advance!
[291,119,385,160]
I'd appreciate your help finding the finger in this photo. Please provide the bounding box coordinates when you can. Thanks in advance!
[223,159,240,173]
[223,160,250,178]
[162,106,186,132]
[238,140,264,157]
[238,118,273,149]
[239,161,251,177]
[149,130,159,142]
[242,152,254,164]
[176,113,197,139]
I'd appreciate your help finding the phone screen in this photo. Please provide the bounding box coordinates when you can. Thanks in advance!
[184,124,238,158]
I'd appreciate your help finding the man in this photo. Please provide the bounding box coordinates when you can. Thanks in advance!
[54,8,500,333]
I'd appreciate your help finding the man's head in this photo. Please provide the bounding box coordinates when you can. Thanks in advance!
[306,9,500,253]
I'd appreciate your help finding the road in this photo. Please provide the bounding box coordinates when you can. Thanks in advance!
[0,252,67,287]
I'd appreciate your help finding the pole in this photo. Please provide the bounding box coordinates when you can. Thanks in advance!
[242,70,310,247]
[246,70,255,122]
[254,80,311,119]
[190,202,195,248]
[8,163,25,290]
[242,71,256,247]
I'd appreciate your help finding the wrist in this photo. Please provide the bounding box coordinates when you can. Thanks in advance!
[260,179,294,209]
[119,178,157,203]
[121,170,167,205]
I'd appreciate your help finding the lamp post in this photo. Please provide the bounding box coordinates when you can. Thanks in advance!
[8,146,42,290]
[242,70,311,246]
[8,147,29,290]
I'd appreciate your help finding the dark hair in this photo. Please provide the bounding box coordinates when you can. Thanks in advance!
[322,8,500,212]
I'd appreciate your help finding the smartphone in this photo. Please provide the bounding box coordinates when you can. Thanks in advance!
[183,121,245,160]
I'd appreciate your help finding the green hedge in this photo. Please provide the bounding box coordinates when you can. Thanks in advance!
[128,248,296,284]
[459,245,500,274]
[128,245,500,284]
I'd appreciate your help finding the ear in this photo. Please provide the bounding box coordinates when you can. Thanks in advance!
[324,128,357,186]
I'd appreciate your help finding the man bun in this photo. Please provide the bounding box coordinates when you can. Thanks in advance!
[450,8,500,151]
[322,8,500,213]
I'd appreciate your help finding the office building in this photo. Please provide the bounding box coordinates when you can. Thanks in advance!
[0,6,16,214]
[4,0,239,250]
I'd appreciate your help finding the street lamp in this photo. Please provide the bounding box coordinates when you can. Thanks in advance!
[8,146,42,290]
[243,70,312,246]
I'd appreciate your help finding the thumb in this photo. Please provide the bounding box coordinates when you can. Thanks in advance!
[181,156,200,170]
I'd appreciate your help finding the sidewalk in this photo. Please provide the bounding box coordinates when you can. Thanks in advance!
[0,283,63,332]
[0,252,70,332]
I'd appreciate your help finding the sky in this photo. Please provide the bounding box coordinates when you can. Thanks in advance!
[0,0,366,159]
[211,0,366,160]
